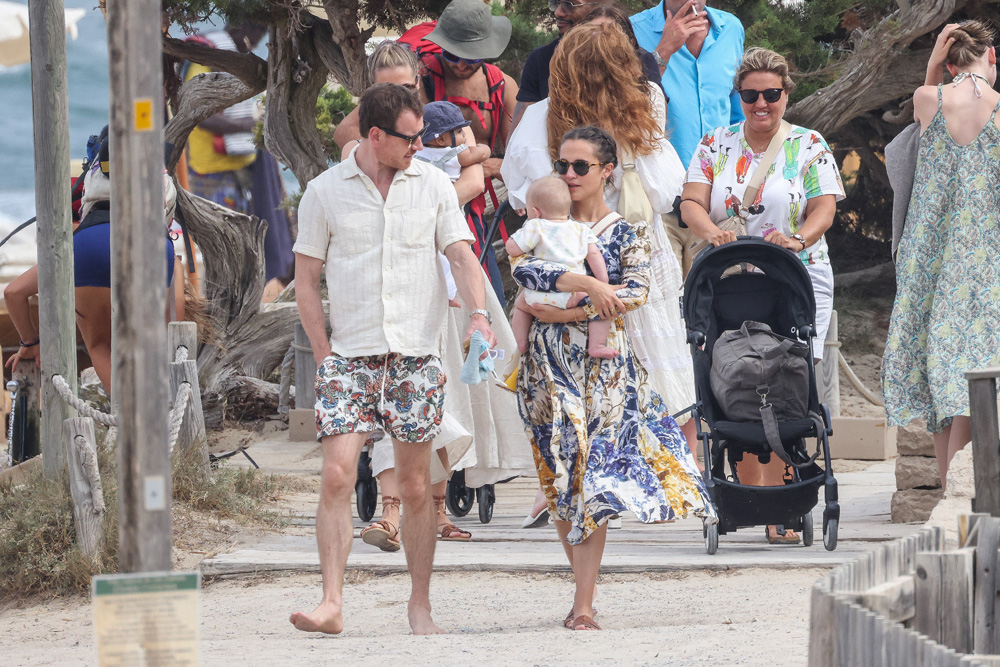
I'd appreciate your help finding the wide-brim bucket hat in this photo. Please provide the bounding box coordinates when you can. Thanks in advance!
[426,0,512,60]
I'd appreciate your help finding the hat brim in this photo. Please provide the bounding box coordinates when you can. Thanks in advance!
[428,119,473,140]
[426,16,512,60]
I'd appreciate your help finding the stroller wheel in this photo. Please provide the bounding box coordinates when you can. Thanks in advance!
[705,521,719,555]
[823,518,838,551]
[446,469,475,517]
[802,512,814,547]
[477,484,495,524]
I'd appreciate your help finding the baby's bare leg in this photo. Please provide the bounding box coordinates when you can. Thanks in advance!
[511,293,533,354]
[587,318,618,359]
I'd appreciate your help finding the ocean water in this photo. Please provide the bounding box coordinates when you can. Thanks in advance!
[0,0,110,260]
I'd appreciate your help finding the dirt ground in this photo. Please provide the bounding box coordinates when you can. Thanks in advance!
[1,568,825,666]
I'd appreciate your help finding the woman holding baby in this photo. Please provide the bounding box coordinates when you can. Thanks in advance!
[501,22,714,632]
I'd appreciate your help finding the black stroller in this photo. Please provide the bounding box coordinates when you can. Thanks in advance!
[683,238,839,554]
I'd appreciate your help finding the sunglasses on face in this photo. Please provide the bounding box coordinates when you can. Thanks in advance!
[553,159,608,176]
[738,88,784,104]
[547,0,603,12]
[376,120,429,148]
[441,50,484,66]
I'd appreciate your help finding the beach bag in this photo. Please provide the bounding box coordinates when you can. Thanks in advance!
[710,320,815,467]
[688,121,791,256]
[617,148,654,227]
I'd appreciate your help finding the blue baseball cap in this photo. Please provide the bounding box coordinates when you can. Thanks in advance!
[423,101,471,141]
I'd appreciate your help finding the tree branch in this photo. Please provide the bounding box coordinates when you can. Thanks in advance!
[162,35,269,90]
[164,73,261,174]
[321,0,373,94]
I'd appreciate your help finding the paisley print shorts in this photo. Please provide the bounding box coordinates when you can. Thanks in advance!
[314,353,446,443]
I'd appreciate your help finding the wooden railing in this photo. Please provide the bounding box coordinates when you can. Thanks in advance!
[967,366,1000,517]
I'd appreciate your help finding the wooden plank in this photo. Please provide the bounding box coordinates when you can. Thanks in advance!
[940,548,975,653]
[834,599,852,667]
[965,367,1000,381]
[294,322,317,410]
[810,583,835,667]
[859,575,916,623]
[968,376,1000,517]
[29,0,77,480]
[167,321,198,362]
[107,0,171,573]
[961,513,990,548]
[915,552,945,643]
[169,359,208,471]
[0,456,42,484]
[63,417,104,559]
[974,518,1000,654]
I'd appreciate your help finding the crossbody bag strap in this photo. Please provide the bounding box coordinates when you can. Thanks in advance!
[741,120,791,213]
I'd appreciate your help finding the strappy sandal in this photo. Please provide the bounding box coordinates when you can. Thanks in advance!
[360,496,401,552]
[563,608,599,629]
[571,615,602,631]
[434,495,472,541]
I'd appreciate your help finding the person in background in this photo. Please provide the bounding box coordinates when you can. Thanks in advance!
[680,48,843,543]
[883,20,1000,489]
[512,0,662,130]
[630,0,744,277]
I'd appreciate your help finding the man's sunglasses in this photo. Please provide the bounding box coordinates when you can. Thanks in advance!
[738,88,784,104]
[548,0,603,13]
[376,121,429,147]
[441,50,484,66]
[553,159,609,176]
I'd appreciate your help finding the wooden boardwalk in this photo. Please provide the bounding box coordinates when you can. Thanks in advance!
[201,439,917,577]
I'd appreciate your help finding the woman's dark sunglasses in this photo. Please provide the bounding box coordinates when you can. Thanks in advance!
[376,121,430,147]
[553,159,608,176]
[441,50,484,66]
[738,88,784,104]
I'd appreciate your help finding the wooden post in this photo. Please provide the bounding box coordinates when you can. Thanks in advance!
[64,417,105,559]
[966,368,1000,517]
[294,322,317,410]
[107,0,171,572]
[167,321,198,363]
[169,359,208,470]
[28,0,78,479]
[974,518,1000,654]
[913,550,975,652]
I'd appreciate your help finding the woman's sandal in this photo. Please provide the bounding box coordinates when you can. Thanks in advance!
[571,615,602,631]
[563,608,599,629]
[434,495,472,541]
[360,496,401,552]
[766,525,801,545]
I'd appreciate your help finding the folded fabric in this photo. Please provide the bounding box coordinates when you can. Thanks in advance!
[461,330,494,385]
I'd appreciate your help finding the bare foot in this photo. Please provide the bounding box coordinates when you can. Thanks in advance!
[588,346,619,359]
[289,602,344,635]
[408,602,446,635]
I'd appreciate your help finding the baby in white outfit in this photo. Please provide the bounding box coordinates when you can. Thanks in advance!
[505,176,617,359]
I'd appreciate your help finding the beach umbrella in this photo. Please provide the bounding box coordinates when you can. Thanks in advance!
[0,1,85,68]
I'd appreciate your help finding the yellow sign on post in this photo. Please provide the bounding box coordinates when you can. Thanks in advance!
[133,98,154,132]
[93,571,200,666]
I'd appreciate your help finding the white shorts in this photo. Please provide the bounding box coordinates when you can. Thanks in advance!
[523,288,572,309]
[807,263,834,361]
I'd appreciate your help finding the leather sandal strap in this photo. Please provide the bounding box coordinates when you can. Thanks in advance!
[381,495,401,509]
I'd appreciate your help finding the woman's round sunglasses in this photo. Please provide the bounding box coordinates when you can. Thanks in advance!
[553,159,609,176]
[441,50,484,66]
[738,88,784,104]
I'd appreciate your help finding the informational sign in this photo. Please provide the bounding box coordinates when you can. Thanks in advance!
[92,571,200,666]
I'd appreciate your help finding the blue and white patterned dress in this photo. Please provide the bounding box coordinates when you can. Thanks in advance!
[514,213,715,545]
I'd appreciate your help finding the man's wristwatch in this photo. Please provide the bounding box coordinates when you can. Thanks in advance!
[791,234,807,250]
[651,49,666,68]
[471,308,492,324]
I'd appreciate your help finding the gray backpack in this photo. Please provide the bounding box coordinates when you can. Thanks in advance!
[710,320,815,467]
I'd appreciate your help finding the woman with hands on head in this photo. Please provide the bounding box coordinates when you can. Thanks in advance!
[679,47,845,544]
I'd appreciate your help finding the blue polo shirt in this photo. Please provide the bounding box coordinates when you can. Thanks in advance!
[630,4,745,165]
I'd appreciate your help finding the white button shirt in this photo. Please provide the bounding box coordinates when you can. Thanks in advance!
[293,149,474,358]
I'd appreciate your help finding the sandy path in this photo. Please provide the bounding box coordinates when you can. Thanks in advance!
[2,568,823,666]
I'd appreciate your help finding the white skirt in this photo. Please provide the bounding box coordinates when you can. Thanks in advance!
[625,216,696,421]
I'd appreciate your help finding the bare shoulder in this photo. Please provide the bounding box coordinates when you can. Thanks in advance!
[912,85,938,124]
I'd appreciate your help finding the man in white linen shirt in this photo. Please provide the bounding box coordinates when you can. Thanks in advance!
[289,83,496,636]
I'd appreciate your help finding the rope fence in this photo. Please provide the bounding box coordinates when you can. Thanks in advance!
[51,374,118,427]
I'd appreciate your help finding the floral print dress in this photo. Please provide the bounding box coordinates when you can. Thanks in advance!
[883,86,1000,432]
[514,214,715,545]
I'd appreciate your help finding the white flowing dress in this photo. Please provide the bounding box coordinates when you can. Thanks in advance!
[501,85,696,420]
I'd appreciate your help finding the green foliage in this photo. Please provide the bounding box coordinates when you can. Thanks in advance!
[317,86,358,163]
[163,0,272,33]
[493,1,558,83]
